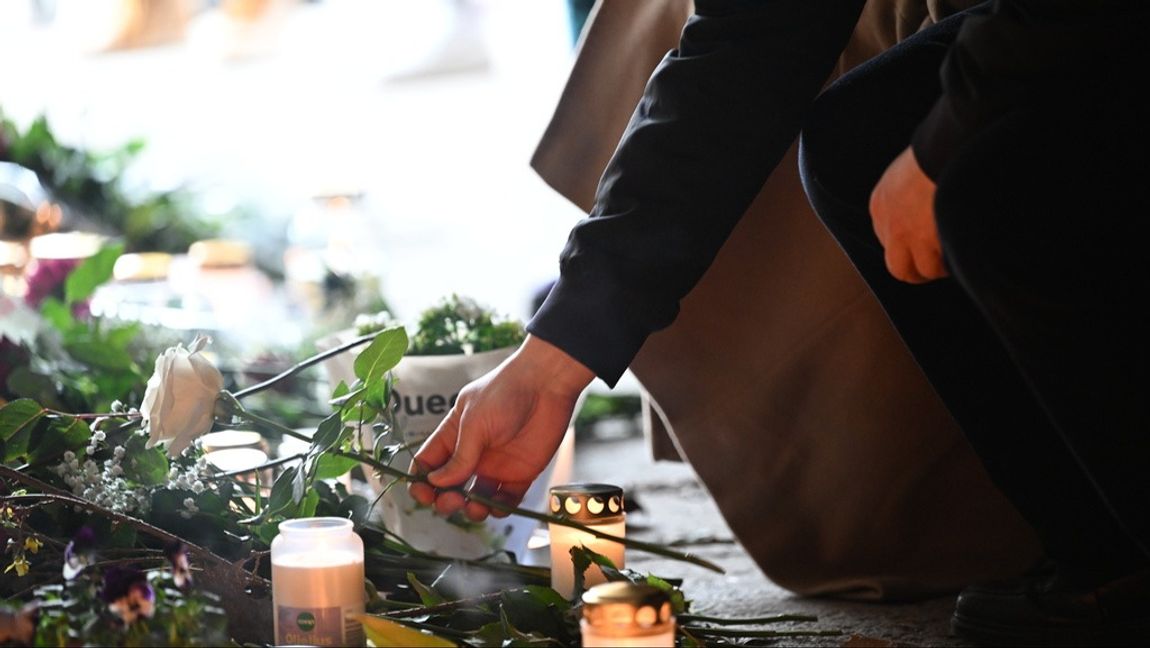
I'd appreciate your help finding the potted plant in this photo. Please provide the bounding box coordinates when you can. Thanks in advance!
[319,295,575,561]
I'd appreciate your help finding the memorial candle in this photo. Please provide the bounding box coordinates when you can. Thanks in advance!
[547,483,625,598]
[581,582,677,647]
[271,517,365,647]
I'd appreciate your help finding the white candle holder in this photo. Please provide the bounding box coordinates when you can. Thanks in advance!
[547,483,625,599]
[581,582,676,647]
[271,517,365,647]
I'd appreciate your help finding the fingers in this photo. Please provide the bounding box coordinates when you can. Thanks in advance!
[463,479,532,521]
[462,476,501,521]
[409,407,461,506]
[884,245,928,284]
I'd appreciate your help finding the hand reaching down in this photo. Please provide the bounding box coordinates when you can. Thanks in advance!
[409,335,594,522]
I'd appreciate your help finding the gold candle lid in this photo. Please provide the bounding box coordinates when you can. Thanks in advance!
[581,582,674,634]
[549,483,624,523]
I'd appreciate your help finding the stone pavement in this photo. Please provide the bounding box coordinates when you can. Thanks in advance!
[569,431,976,647]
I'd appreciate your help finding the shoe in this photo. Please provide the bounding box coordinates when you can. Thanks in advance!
[952,567,1150,646]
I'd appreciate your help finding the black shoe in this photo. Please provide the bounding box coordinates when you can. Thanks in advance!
[952,568,1150,646]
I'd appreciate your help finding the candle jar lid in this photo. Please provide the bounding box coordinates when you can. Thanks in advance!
[549,483,624,523]
[581,582,674,637]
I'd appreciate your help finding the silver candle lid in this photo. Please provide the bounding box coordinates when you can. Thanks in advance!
[549,483,624,523]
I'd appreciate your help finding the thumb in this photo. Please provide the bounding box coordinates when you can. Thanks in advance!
[427,415,483,488]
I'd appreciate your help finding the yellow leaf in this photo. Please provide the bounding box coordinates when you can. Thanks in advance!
[24,537,42,554]
[353,614,456,648]
[5,556,30,577]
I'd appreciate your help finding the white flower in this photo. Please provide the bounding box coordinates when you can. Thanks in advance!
[141,336,224,457]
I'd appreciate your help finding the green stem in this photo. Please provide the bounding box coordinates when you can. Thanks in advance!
[229,405,724,573]
[381,591,506,619]
[231,331,381,400]
[231,408,315,444]
[677,613,819,625]
[343,450,725,574]
[202,453,303,482]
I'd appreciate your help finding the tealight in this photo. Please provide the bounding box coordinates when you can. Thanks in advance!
[548,483,625,598]
[581,582,676,647]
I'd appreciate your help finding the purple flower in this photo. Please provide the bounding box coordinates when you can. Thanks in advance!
[101,566,154,625]
[22,257,82,309]
[164,541,192,589]
[63,527,96,580]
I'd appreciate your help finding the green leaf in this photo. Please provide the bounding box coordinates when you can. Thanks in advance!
[522,586,569,611]
[569,546,626,599]
[500,588,571,643]
[406,573,446,607]
[315,453,359,481]
[27,416,90,464]
[38,297,74,332]
[0,399,45,442]
[64,243,123,305]
[644,575,689,615]
[292,459,308,504]
[353,327,408,383]
[266,466,298,517]
[5,368,60,409]
[195,491,228,515]
[311,411,347,454]
[336,495,370,527]
[330,383,365,408]
[123,434,169,485]
[298,489,320,518]
[63,339,138,372]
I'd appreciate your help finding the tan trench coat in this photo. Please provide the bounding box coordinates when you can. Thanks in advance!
[531,0,1041,600]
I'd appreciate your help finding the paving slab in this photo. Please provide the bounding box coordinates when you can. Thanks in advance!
[571,432,977,647]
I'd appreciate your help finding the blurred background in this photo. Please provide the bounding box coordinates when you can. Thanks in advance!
[2,0,584,333]
[1,0,642,439]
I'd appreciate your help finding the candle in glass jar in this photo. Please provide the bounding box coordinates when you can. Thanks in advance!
[548,483,625,598]
[271,517,365,647]
[581,582,676,647]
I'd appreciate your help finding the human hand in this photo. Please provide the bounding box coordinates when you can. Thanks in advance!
[869,146,948,283]
[408,335,594,521]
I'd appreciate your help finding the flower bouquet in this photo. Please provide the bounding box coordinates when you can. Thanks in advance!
[2,248,851,646]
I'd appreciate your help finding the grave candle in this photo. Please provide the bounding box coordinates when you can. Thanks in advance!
[548,483,625,598]
[581,582,676,647]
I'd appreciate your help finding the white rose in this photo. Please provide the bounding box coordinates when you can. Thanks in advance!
[141,335,224,457]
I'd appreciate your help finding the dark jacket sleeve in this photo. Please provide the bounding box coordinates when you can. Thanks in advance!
[912,0,1147,179]
[528,0,865,386]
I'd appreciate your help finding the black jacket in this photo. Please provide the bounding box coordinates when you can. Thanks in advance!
[528,0,1146,386]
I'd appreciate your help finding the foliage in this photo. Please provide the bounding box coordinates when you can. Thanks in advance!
[573,393,643,439]
[0,310,840,645]
[0,110,220,254]
[395,294,526,356]
[18,542,229,647]
[1,244,160,414]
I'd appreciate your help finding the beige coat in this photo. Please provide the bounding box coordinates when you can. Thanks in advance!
[532,0,1041,600]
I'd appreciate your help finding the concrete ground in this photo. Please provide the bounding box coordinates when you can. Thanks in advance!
[569,430,975,647]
